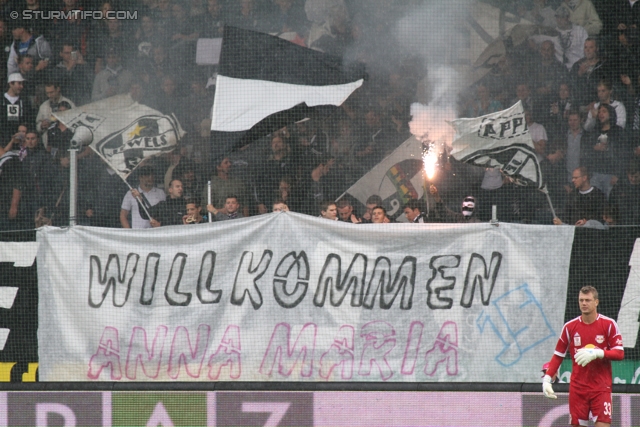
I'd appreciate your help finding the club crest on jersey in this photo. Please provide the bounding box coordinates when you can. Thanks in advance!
[574,334,581,346]
[596,335,605,344]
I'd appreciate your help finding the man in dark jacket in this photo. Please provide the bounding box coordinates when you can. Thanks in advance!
[138,179,185,227]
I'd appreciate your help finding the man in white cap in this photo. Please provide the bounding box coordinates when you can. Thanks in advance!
[430,185,481,223]
[1,72,35,143]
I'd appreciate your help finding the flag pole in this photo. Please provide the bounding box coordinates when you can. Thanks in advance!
[121,179,154,223]
[207,180,213,223]
[539,185,557,219]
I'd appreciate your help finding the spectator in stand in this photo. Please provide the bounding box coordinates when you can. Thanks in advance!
[371,205,390,224]
[269,177,301,213]
[610,25,640,82]
[551,8,588,70]
[266,0,309,36]
[87,165,129,228]
[19,129,58,227]
[7,19,51,76]
[120,166,166,229]
[140,44,179,90]
[477,167,516,222]
[609,0,640,37]
[557,0,602,36]
[570,38,609,109]
[167,1,202,51]
[0,126,26,156]
[0,134,24,231]
[361,194,383,223]
[291,118,330,165]
[554,166,606,227]
[522,0,557,28]
[529,40,569,102]
[609,160,640,225]
[546,82,575,140]
[149,75,181,115]
[564,110,584,186]
[183,198,205,224]
[463,83,502,118]
[51,43,92,106]
[254,133,292,214]
[353,105,399,170]
[91,47,134,101]
[203,157,249,217]
[583,79,626,131]
[0,20,9,85]
[35,82,75,148]
[336,198,361,223]
[1,73,35,143]
[135,14,169,50]
[511,83,537,117]
[298,155,336,215]
[430,185,481,223]
[227,0,266,32]
[47,100,95,173]
[319,200,338,220]
[622,73,640,156]
[208,195,243,221]
[140,178,186,227]
[272,199,289,212]
[177,74,214,136]
[173,159,202,201]
[88,19,132,74]
[527,109,549,155]
[582,104,628,198]
[15,0,51,46]
[48,0,88,55]
[201,0,226,38]
[16,55,36,104]
[403,198,428,223]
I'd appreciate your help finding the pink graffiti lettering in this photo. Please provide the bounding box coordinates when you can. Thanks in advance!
[259,322,317,378]
[424,321,458,376]
[401,321,424,375]
[208,325,242,380]
[87,326,122,380]
[167,324,211,379]
[125,325,168,380]
[357,321,396,381]
[319,325,354,380]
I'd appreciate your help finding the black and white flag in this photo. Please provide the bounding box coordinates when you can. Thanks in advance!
[448,101,544,189]
[211,26,366,150]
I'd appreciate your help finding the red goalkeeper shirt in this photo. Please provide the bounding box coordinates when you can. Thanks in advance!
[547,314,624,391]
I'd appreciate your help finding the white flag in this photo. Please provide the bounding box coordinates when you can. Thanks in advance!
[53,95,185,179]
[340,136,425,217]
[448,101,544,188]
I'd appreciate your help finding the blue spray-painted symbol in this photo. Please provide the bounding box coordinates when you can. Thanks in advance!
[476,283,555,366]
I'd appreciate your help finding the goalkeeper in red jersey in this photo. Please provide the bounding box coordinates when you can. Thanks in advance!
[542,286,624,427]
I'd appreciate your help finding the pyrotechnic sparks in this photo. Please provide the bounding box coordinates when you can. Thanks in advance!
[422,143,438,180]
[410,102,456,181]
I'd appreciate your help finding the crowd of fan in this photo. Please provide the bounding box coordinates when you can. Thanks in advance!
[0,0,639,231]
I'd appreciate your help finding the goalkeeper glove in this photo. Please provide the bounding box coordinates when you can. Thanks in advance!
[542,374,557,399]
[575,348,604,367]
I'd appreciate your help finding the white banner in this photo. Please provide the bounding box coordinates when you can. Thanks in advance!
[37,213,574,382]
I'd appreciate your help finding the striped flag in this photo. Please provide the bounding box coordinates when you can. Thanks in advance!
[211,26,366,150]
